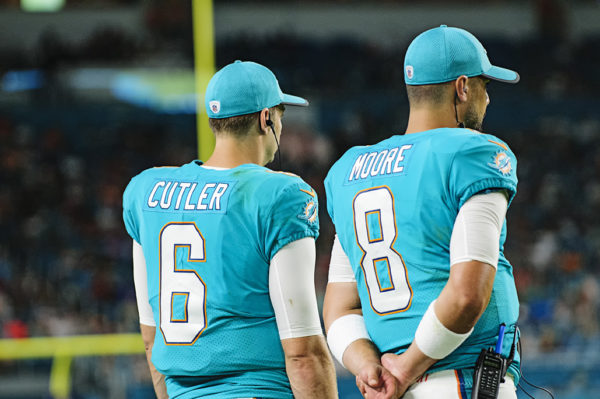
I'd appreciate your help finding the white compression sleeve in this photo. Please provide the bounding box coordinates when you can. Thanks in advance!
[449,191,508,268]
[327,234,356,283]
[269,237,323,340]
[133,240,156,326]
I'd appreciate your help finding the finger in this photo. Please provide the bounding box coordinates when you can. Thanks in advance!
[387,381,402,399]
[356,376,367,396]
[366,367,381,387]
[362,386,377,399]
[379,371,401,399]
[358,366,382,389]
[381,354,400,377]
[381,353,395,367]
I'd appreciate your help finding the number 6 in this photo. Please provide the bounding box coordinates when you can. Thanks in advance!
[159,222,207,344]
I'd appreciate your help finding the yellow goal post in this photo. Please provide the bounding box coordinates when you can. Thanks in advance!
[0,333,145,399]
[193,0,216,161]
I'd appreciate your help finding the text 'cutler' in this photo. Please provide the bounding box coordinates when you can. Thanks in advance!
[146,181,230,211]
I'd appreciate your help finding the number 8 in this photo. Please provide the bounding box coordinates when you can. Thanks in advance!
[353,186,413,314]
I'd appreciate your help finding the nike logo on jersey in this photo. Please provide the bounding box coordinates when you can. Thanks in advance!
[146,181,231,212]
[348,145,413,182]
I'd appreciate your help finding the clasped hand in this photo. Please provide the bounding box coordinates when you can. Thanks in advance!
[355,353,414,399]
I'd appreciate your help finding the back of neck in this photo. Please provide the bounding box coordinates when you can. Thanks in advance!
[405,107,458,135]
[203,135,263,168]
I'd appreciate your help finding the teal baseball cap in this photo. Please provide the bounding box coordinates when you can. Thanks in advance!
[404,25,519,85]
[205,60,308,119]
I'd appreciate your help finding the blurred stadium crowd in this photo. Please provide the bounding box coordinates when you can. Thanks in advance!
[1,0,600,397]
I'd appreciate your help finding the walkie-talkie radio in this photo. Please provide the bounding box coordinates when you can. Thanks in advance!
[472,324,510,399]
[472,347,506,399]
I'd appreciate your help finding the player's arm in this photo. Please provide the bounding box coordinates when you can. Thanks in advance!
[133,240,168,399]
[323,235,401,399]
[140,324,168,399]
[382,191,509,389]
[269,237,338,399]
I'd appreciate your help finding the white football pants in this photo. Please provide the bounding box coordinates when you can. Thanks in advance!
[403,369,517,399]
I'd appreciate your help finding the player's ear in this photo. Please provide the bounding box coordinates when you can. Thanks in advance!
[258,108,270,134]
[455,75,469,102]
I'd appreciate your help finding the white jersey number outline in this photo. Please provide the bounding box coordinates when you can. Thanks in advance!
[159,222,207,344]
[353,186,413,314]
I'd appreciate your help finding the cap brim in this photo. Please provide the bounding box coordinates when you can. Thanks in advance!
[281,93,309,107]
[482,65,520,84]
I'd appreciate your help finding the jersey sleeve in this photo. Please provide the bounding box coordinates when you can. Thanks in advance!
[264,180,320,261]
[449,135,518,209]
[122,177,141,244]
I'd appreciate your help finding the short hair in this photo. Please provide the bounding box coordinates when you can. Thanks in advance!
[406,82,454,107]
[208,112,259,137]
[208,104,284,138]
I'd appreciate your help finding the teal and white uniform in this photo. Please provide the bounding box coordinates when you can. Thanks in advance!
[123,161,319,399]
[325,128,520,391]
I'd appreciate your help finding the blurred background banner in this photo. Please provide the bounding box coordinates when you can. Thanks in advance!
[0,1,599,398]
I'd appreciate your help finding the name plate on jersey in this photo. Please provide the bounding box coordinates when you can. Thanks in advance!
[143,180,234,213]
[345,144,413,184]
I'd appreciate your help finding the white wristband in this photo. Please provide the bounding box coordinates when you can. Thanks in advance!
[414,300,473,360]
[327,314,371,367]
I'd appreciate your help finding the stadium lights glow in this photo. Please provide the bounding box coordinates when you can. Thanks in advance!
[2,70,43,92]
[21,0,65,12]
[111,70,198,114]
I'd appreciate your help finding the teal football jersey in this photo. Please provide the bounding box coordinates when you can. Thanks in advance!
[123,161,319,399]
[325,128,520,384]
